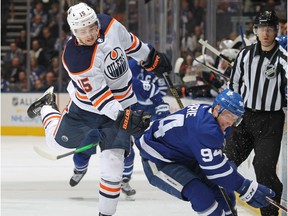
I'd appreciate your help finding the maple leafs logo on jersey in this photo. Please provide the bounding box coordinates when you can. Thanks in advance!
[104,47,128,80]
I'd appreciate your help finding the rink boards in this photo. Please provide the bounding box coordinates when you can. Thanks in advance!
[1,92,287,215]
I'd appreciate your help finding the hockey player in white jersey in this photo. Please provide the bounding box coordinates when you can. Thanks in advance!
[134,89,275,216]
[27,2,171,216]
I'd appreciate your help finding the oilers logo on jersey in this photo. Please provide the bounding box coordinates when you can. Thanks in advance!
[104,47,128,80]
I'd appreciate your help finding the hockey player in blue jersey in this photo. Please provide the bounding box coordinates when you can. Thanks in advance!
[27,2,172,216]
[121,58,170,199]
[134,89,275,215]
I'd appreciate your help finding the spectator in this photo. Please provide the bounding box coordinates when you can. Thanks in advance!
[189,25,204,53]
[191,0,205,26]
[3,42,25,68]
[30,56,46,78]
[3,56,25,84]
[30,14,44,39]
[30,1,48,25]
[29,39,46,67]
[47,1,60,37]
[15,71,28,92]
[32,79,46,92]
[43,71,58,91]
[15,29,28,53]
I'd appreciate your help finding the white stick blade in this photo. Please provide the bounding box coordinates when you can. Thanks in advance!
[174,57,184,74]
[33,146,57,160]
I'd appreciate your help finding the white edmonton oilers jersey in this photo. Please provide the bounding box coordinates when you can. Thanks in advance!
[62,14,150,120]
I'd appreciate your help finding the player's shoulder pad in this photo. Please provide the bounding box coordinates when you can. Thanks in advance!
[63,36,96,73]
[98,14,114,34]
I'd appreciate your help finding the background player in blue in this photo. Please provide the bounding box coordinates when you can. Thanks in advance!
[134,89,275,216]
[121,58,170,199]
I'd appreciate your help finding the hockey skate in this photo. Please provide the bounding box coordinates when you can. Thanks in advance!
[69,168,87,187]
[121,177,136,201]
[99,213,112,216]
[27,86,58,118]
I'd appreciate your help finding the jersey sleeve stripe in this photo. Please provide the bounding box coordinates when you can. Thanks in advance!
[113,85,132,100]
[199,155,228,170]
[76,90,88,100]
[125,33,139,53]
[118,91,135,104]
[205,167,234,180]
[98,97,115,111]
[104,18,115,35]
[92,90,113,107]
[126,41,142,55]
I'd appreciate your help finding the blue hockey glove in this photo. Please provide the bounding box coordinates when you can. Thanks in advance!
[142,47,172,77]
[155,103,170,119]
[236,179,275,208]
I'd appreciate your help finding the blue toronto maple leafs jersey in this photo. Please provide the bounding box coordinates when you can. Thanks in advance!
[128,58,168,96]
[134,104,245,191]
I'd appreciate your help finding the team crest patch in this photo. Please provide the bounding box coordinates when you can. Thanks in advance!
[264,64,276,79]
[104,47,128,80]
[61,135,69,142]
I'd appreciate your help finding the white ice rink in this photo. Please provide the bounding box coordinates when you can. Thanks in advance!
[1,136,258,216]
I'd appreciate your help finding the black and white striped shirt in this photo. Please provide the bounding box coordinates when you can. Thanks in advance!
[229,41,287,111]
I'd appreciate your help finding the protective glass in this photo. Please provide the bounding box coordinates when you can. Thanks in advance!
[220,110,243,127]
[232,117,243,127]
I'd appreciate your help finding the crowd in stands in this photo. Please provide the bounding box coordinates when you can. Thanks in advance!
[1,0,287,98]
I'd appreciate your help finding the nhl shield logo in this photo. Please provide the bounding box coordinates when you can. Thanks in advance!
[264,64,276,79]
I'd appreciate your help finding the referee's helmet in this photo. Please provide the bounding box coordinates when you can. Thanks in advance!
[253,10,279,34]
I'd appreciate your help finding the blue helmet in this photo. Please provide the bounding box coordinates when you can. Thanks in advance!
[276,35,287,50]
[213,89,245,117]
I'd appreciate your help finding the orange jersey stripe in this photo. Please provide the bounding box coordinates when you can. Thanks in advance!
[126,33,138,52]
[76,90,88,100]
[100,182,121,193]
[114,85,132,100]
[92,90,113,107]
[43,115,61,128]
[104,18,115,35]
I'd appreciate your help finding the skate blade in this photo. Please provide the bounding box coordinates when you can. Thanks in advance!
[124,195,135,201]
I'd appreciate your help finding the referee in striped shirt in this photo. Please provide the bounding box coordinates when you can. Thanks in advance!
[224,10,287,216]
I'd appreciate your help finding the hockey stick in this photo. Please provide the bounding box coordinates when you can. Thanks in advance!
[194,58,230,82]
[163,71,237,216]
[162,72,184,108]
[33,143,98,160]
[266,196,288,212]
[198,39,234,66]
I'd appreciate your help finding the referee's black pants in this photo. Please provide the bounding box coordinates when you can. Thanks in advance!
[224,108,285,216]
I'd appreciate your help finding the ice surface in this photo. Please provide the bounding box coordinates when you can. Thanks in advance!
[1,136,258,216]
